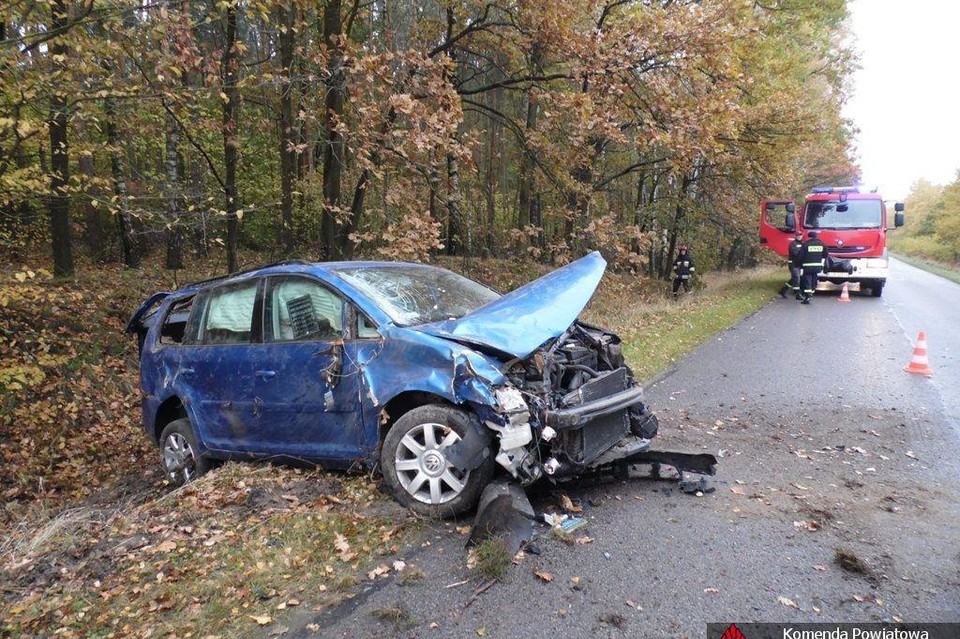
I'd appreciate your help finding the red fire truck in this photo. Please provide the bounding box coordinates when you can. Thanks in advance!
[759,187,905,297]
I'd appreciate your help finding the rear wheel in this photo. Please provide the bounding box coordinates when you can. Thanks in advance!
[870,282,884,297]
[380,405,494,518]
[159,418,213,486]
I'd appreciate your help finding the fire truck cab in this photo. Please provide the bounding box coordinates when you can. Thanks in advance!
[760,187,905,297]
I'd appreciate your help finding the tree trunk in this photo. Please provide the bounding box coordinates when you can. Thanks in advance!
[445,151,463,255]
[321,0,346,259]
[222,2,240,273]
[48,0,73,278]
[516,43,542,248]
[296,52,311,183]
[164,109,184,269]
[162,1,185,270]
[105,99,140,269]
[484,85,501,255]
[278,4,296,254]
[78,152,103,258]
[662,173,693,279]
[428,164,439,223]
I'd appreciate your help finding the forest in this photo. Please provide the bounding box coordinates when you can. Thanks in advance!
[891,174,960,265]
[1,0,860,279]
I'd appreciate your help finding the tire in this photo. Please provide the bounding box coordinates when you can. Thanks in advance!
[380,405,494,518]
[159,418,213,487]
[870,283,884,298]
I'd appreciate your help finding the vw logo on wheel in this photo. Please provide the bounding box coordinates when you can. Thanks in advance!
[422,451,445,475]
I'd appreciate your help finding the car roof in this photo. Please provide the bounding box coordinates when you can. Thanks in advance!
[173,259,444,294]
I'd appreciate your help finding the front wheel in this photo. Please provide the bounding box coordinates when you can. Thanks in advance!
[380,405,494,518]
[159,418,213,487]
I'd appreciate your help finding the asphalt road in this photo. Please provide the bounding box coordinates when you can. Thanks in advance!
[292,258,960,639]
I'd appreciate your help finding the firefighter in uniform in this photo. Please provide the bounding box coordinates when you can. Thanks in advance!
[779,232,805,300]
[799,231,827,304]
[672,245,695,298]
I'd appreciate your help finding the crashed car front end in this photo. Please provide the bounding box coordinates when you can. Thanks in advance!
[398,260,656,491]
[474,322,657,484]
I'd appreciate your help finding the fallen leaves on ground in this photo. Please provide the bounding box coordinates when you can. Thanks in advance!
[1,463,411,638]
[534,570,555,583]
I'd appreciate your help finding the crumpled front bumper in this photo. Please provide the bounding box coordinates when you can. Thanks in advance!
[543,385,646,430]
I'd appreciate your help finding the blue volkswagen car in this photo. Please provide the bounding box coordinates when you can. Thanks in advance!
[127,252,659,516]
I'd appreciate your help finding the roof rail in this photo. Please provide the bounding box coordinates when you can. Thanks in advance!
[186,259,315,289]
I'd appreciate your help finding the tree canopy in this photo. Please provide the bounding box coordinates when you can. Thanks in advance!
[1,0,860,276]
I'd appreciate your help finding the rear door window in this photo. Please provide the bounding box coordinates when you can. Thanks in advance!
[196,281,259,345]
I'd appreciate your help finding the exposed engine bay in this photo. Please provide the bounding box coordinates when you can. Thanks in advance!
[474,322,660,484]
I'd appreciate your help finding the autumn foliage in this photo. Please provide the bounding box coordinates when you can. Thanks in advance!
[2,0,858,277]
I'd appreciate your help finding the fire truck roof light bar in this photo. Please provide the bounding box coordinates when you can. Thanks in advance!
[810,186,860,194]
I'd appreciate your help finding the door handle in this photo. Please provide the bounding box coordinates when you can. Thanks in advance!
[255,370,277,379]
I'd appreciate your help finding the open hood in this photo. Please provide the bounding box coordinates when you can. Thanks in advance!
[419,251,606,359]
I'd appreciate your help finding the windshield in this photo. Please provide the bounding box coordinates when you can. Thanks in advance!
[333,265,499,326]
[804,200,882,229]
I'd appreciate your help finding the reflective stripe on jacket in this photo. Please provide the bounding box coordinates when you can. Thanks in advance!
[801,239,827,271]
[673,252,695,277]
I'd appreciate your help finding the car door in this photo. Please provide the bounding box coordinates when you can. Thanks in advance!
[250,275,366,461]
[175,278,262,453]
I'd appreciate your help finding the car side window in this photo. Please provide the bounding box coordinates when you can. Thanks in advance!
[356,311,380,339]
[159,296,195,345]
[267,277,343,342]
[197,281,258,345]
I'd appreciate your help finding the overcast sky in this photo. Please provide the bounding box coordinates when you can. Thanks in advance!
[843,0,960,200]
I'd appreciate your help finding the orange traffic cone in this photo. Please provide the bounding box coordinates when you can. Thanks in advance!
[838,282,851,303]
[904,331,934,377]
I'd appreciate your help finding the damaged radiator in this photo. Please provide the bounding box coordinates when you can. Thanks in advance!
[558,368,630,467]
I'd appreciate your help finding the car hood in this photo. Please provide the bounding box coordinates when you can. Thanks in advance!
[419,251,606,359]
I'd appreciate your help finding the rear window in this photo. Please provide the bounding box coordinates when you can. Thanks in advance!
[159,296,195,345]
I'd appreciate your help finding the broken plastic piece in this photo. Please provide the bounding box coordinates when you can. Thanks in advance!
[541,426,557,442]
[541,512,566,527]
[467,479,535,555]
[679,476,715,495]
[543,457,561,475]
[558,517,587,534]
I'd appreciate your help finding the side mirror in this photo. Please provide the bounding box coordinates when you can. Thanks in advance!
[785,203,795,213]
[785,213,796,229]
[894,212,905,228]
[894,202,904,212]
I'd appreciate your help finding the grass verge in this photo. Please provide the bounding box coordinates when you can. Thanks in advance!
[585,266,783,381]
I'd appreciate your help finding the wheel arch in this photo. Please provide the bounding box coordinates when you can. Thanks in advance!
[377,391,458,448]
[153,396,188,444]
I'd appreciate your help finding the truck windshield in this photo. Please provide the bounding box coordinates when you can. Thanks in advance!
[804,200,882,229]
